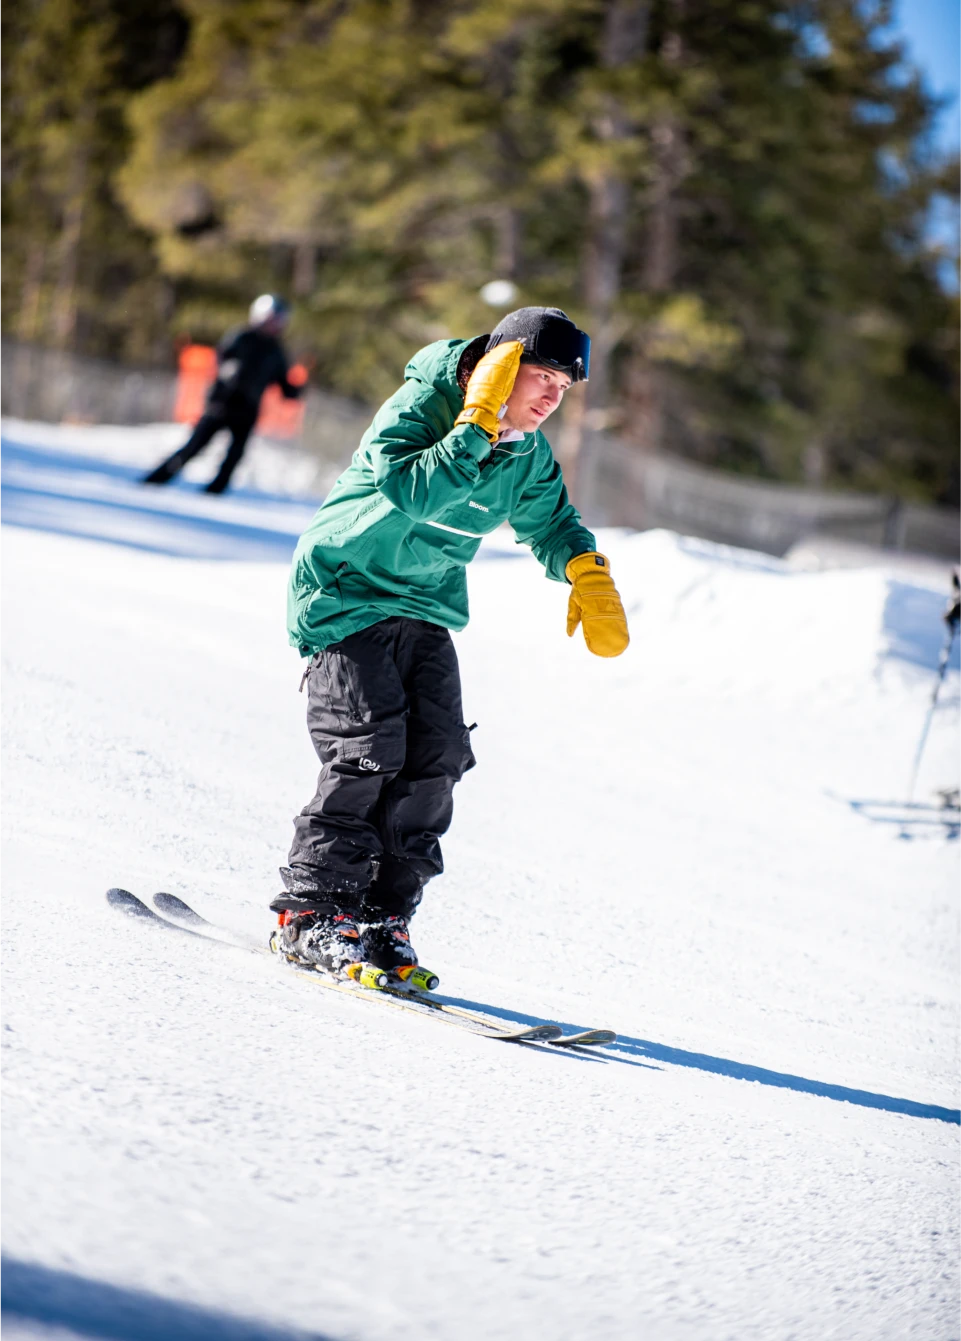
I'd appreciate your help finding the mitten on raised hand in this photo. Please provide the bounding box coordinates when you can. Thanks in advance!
[565,552,630,658]
[454,340,523,442]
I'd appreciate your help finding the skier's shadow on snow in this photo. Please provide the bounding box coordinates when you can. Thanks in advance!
[0,1256,333,1341]
[438,995,960,1124]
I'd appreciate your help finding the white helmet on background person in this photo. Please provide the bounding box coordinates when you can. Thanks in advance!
[248,293,291,327]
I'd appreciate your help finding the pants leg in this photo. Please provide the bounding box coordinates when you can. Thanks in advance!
[364,621,475,918]
[283,621,410,909]
[280,619,474,918]
[204,407,257,493]
[143,413,225,483]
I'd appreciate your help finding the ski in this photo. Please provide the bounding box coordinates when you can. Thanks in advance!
[195,891,615,1047]
[107,887,211,940]
[153,890,215,929]
[549,1029,618,1048]
[106,889,566,1045]
[280,962,565,1043]
[368,977,611,1044]
[265,935,569,1043]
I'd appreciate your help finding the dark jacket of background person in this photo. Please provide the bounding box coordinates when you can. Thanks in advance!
[209,325,302,413]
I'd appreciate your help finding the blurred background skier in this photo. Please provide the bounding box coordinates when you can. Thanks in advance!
[271,306,630,980]
[143,293,303,494]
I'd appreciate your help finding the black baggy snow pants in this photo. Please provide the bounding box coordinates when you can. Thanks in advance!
[148,402,258,493]
[280,617,475,919]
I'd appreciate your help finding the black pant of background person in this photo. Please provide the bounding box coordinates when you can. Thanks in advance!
[143,399,259,494]
[272,617,476,921]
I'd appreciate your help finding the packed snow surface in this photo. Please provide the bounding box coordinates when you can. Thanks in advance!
[2,421,959,1341]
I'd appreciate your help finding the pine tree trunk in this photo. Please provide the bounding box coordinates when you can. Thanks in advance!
[561,0,649,508]
[49,152,88,350]
[16,238,47,343]
[10,238,49,418]
[644,116,684,294]
[495,205,519,279]
[629,8,688,457]
[293,240,318,297]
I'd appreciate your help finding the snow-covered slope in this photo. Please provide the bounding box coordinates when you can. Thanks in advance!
[2,422,958,1341]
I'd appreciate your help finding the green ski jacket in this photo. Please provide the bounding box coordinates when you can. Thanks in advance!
[288,338,596,654]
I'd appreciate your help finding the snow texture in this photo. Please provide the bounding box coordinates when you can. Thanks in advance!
[2,420,959,1341]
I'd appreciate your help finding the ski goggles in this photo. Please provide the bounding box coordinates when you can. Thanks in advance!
[489,318,591,382]
[521,317,591,382]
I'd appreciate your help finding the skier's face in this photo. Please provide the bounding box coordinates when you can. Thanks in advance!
[501,363,572,433]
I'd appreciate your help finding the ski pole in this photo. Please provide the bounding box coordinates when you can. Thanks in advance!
[907,571,960,803]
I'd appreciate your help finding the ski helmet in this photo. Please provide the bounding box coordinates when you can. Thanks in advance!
[485,307,590,382]
[249,293,291,327]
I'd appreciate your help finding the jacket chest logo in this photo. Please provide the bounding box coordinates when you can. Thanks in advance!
[468,501,489,512]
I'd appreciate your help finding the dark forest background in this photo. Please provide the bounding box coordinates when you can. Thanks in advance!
[3,0,958,503]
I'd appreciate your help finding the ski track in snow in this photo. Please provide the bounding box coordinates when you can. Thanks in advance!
[2,420,959,1341]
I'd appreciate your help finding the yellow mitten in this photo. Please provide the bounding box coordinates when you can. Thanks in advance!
[565,552,630,658]
[454,340,523,441]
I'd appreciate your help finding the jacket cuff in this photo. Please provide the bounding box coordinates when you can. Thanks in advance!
[453,422,494,464]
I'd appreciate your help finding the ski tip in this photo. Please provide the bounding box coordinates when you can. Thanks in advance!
[106,887,149,915]
[153,891,209,925]
[106,888,176,927]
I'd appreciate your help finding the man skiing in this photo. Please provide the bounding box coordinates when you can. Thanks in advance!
[143,293,303,494]
[271,307,629,979]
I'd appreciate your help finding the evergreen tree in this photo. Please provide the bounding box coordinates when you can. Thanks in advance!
[3,0,956,502]
[2,0,188,361]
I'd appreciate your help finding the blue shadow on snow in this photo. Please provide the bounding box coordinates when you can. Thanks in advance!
[0,437,323,509]
[435,995,960,1124]
[0,1256,335,1341]
[881,579,961,673]
[1,436,530,562]
[1,437,317,562]
[605,1034,961,1124]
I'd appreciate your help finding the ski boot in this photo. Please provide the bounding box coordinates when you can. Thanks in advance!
[362,915,439,992]
[273,908,367,976]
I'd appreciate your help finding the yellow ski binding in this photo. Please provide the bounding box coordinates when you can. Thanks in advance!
[346,962,390,990]
[394,964,440,992]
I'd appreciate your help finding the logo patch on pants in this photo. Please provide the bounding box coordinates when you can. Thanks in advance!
[358,757,380,772]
